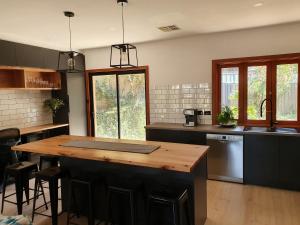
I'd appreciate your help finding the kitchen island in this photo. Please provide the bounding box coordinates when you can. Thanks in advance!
[12,135,209,225]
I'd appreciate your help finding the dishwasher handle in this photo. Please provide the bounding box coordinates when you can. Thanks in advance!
[207,134,243,142]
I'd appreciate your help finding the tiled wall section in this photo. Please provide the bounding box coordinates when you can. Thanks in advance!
[150,83,212,124]
[0,90,53,129]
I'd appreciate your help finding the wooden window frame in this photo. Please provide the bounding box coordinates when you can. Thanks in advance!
[212,53,300,128]
[85,66,150,136]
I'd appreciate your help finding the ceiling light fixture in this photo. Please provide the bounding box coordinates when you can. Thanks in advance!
[110,0,138,68]
[253,2,263,7]
[58,11,84,73]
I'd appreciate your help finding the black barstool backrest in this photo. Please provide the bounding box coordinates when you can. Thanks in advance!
[0,128,21,164]
[0,128,21,146]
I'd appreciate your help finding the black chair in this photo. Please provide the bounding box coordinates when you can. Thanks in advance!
[0,128,45,215]
[146,189,192,225]
[67,177,98,225]
[105,176,143,225]
[32,167,64,225]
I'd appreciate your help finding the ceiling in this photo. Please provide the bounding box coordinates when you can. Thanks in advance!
[0,0,299,50]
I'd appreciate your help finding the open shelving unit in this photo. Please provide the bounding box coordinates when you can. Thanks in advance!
[0,66,61,90]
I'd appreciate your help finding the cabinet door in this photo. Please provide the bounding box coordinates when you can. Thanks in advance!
[0,40,16,66]
[146,129,206,145]
[42,48,59,70]
[244,134,279,187]
[279,136,300,190]
[16,44,44,68]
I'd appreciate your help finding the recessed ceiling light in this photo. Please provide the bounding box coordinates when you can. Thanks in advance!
[253,2,263,7]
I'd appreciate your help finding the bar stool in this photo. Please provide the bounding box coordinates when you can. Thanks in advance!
[1,161,46,215]
[105,185,137,225]
[32,167,64,225]
[67,177,99,225]
[146,189,192,225]
[105,175,143,225]
[39,155,60,170]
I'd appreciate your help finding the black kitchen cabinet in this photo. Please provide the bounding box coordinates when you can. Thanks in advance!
[146,128,206,145]
[0,40,16,66]
[16,44,44,68]
[42,48,59,70]
[244,134,279,187]
[279,136,300,190]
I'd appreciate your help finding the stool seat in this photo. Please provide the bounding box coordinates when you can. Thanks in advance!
[147,189,192,225]
[5,162,37,175]
[39,155,59,170]
[35,167,63,180]
[149,189,189,203]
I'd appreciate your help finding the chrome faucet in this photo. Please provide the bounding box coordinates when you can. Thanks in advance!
[260,98,277,131]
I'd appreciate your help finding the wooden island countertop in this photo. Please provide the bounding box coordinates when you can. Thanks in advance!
[12,135,208,173]
[20,123,69,135]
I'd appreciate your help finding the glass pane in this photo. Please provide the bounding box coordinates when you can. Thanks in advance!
[276,64,298,121]
[247,66,267,120]
[119,74,146,140]
[92,75,118,138]
[221,67,239,119]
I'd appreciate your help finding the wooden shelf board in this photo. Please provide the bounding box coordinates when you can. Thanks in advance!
[20,123,69,135]
[0,66,56,73]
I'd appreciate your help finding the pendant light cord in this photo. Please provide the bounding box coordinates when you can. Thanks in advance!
[68,16,72,51]
[122,3,125,44]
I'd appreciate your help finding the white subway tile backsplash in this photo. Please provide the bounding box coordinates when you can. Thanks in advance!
[150,83,212,125]
[0,90,53,130]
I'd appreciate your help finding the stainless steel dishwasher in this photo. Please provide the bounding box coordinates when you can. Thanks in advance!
[206,134,243,183]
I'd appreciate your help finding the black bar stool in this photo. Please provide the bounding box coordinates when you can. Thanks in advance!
[67,177,99,225]
[1,161,45,215]
[146,189,192,225]
[32,167,64,225]
[39,155,60,170]
[105,185,137,225]
[105,175,143,225]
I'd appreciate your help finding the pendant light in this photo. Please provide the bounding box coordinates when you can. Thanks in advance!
[58,11,84,73]
[110,0,138,68]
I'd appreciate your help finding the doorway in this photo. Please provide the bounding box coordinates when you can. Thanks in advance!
[87,67,149,140]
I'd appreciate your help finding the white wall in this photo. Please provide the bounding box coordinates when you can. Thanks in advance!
[83,22,300,88]
[67,73,87,136]
[71,22,300,133]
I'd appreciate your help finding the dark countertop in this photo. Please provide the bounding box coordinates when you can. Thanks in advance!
[145,123,300,137]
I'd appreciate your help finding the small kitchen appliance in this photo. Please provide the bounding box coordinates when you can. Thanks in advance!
[183,109,198,127]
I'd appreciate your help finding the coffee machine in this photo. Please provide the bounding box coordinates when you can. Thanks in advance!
[183,109,198,127]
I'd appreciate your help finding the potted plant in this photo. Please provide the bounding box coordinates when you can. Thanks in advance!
[44,98,64,117]
[217,106,237,127]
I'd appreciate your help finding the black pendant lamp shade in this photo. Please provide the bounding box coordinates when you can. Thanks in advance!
[110,0,138,68]
[58,11,84,73]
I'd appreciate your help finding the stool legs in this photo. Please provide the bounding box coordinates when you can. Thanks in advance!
[32,178,48,222]
[15,174,24,215]
[23,174,30,205]
[1,173,8,214]
[88,183,94,225]
[49,179,59,225]
[129,192,135,225]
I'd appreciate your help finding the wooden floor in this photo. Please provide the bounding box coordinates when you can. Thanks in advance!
[1,180,299,225]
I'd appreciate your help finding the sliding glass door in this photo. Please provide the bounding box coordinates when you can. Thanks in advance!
[90,70,147,140]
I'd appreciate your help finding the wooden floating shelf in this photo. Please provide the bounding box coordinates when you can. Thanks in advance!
[0,66,61,90]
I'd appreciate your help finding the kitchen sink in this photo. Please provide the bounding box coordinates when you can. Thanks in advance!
[243,126,299,133]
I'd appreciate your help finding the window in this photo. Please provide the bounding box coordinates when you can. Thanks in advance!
[221,67,239,118]
[212,53,300,127]
[247,65,267,120]
[87,67,150,140]
[276,64,298,121]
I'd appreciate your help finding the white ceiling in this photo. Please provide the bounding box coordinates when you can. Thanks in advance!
[0,0,300,50]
